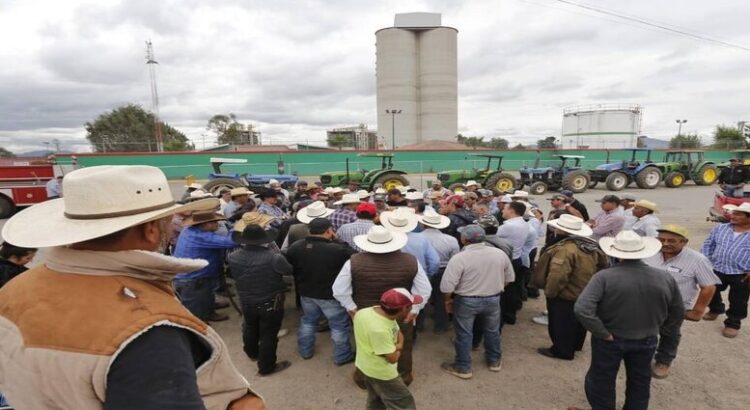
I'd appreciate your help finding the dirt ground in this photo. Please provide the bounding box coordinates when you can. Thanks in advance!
[2,181,748,409]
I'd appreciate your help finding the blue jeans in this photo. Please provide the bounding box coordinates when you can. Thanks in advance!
[173,277,220,321]
[453,295,502,372]
[298,296,354,365]
[585,336,658,410]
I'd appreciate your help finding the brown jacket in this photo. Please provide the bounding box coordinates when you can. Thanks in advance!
[533,237,608,301]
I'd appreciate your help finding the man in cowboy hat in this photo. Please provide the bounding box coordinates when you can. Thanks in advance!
[464,180,480,192]
[353,288,422,410]
[330,193,361,230]
[284,218,356,365]
[338,202,377,252]
[333,226,431,387]
[386,188,408,207]
[174,209,238,322]
[419,208,459,333]
[229,224,293,376]
[440,225,515,379]
[180,181,203,203]
[572,231,684,410]
[223,186,254,219]
[424,180,450,199]
[0,166,263,409]
[380,208,440,278]
[282,200,334,250]
[645,224,720,378]
[257,190,286,222]
[701,202,750,338]
[630,199,661,237]
[533,215,607,361]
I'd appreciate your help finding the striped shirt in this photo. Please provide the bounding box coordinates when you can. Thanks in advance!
[258,202,285,219]
[591,208,625,241]
[645,248,720,310]
[701,223,750,275]
[336,219,374,252]
[329,208,357,231]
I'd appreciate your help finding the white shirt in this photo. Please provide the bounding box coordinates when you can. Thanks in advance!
[497,216,529,260]
[645,248,720,310]
[631,214,661,237]
[421,228,460,268]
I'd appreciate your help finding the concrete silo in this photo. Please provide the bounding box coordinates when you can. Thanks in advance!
[376,13,458,149]
[562,104,643,149]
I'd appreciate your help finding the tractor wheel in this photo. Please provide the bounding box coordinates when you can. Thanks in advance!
[485,172,516,195]
[605,172,628,191]
[664,172,685,188]
[561,170,590,193]
[529,181,548,195]
[375,173,408,191]
[695,164,719,185]
[0,196,15,219]
[635,167,662,189]
[588,179,598,189]
[202,178,243,195]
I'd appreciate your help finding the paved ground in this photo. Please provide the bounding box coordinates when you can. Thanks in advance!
[2,182,747,409]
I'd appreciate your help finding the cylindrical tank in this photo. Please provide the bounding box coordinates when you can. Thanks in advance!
[562,104,642,149]
[419,27,458,143]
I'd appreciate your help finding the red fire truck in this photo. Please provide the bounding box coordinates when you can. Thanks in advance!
[0,161,63,219]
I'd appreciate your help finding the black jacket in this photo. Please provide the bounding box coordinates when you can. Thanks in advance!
[719,166,749,185]
[228,245,291,305]
[0,259,26,288]
[569,199,589,221]
[284,236,354,299]
[447,208,477,243]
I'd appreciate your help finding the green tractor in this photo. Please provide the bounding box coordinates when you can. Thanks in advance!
[717,149,750,169]
[658,150,719,188]
[319,153,408,191]
[435,154,517,195]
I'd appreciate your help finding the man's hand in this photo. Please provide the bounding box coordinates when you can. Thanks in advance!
[229,394,266,410]
[685,309,703,321]
[396,331,405,350]
[405,312,418,324]
[741,272,750,283]
[586,220,596,227]
[347,309,357,319]
[603,334,614,342]
[444,299,454,314]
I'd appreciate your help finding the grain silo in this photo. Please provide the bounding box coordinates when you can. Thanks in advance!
[562,104,643,149]
[376,13,458,149]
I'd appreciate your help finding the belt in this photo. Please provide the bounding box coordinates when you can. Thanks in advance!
[458,292,502,298]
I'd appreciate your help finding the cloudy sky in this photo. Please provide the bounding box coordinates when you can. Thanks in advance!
[1,0,748,153]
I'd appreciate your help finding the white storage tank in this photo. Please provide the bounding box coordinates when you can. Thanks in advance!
[562,104,643,149]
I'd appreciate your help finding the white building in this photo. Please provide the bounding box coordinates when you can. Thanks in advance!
[562,104,643,149]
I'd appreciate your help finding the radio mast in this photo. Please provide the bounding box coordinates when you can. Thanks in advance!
[145,40,163,152]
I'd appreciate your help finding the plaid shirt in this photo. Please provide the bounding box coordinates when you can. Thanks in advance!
[336,219,374,251]
[329,208,357,231]
[701,223,750,275]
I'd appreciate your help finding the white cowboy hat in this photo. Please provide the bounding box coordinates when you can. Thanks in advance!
[268,178,280,185]
[728,202,750,214]
[375,188,387,195]
[330,187,344,194]
[419,208,450,229]
[405,191,423,201]
[334,193,361,206]
[599,230,662,260]
[297,201,334,224]
[498,194,512,203]
[633,199,659,213]
[546,214,593,237]
[186,189,213,202]
[465,180,479,187]
[2,166,219,248]
[184,182,203,189]
[511,190,529,198]
[353,225,408,254]
[379,208,419,233]
[230,187,254,197]
[356,190,371,200]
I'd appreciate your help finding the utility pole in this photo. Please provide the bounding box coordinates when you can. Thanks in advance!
[675,119,687,137]
[386,109,401,150]
[146,41,163,152]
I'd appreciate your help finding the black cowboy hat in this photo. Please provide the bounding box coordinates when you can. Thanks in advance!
[232,224,279,245]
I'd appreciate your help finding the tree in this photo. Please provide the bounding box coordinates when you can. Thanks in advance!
[537,136,557,149]
[0,147,13,157]
[85,104,192,152]
[463,136,485,150]
[669,133,702,149]
[712,124,747,149]
[487,138,509,150]
[327,134,350,150]
[512,143,526,150]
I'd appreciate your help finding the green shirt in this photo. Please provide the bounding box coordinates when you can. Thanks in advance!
[353,307,399,381]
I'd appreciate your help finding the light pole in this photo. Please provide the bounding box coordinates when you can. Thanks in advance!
[675,119,687,136]
[386,109,401,150]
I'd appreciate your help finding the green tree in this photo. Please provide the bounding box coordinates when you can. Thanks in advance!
[669,133,702,149]
[85,104,191,152]
[0,147,13,157]
[327,134,350,150]
[463,136,485,150]
[455,134,466,144]
[487,137,509,149]
[712,124,747,149]
[537,136,557,149]
[512,143,526,150]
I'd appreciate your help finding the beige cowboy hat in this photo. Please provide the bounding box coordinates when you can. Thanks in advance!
[724,202,750,214]
[419,208,450,229]
[297,201,334,224]
[183,210,226,227]
[465,180,479,187]
[405,191,424,201]
[353,225,408,254]
[599,230,662,260]
[186,189,213,202]
[230,187,254,197]
[633,199,659,213]
[334,193,361,206]
[356,190,371,200]
[511,190,529,198]
[546,214,593,237]
[233,211,275,232]
[375,188,387,195]
[379,208,419,233]
[2,166,219,248]
[184,182,203,189]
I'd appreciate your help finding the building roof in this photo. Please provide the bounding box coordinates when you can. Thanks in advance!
[396,140,490,151]
[202,144,297,152]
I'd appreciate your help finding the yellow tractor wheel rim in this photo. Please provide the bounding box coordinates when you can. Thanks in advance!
[673,175,684,185]
[702,168,716,182]
[496,179,513,191]
[383,180,403,191]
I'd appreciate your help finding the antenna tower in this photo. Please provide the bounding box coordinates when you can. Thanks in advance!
[145,40,163,152]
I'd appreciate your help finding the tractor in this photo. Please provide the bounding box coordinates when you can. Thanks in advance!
[319,153,408,191]
[587,149,662,191]
[201,157,298,195]
[517,154,591,195]
[659,150,719,188]
[435,154,517,195]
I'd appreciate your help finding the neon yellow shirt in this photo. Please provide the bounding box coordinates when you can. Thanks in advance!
[353,307,399,380]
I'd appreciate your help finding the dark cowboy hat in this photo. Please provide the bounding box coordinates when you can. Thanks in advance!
[257,190,278,199]
[232,224,278,245]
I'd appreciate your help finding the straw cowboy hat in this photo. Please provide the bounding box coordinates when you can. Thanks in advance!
[546,214,593,237]
[599,230,662,260]
[334,193,361,206]
[419,208,450,229]
[375,188,387,195]
[656,224,689,239]
[186,189,213,202]
[356,190,371,200]
[405,191,424,201]
[465,180,479,187]
[184,182,203,189]
[183,210,226,227]
[233,211,275,232]
[353,225,408,254]
[511,190,529,198]
[633,199,659,213]
[724,202,750,214]
[379,208,419,233]
[230,187,254,197]
[2,166,219,248]
[297,201,334,224]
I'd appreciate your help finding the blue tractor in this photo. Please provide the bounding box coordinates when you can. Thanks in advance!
[517,154,591,195]
[201,157,298,195]
[587,149,663,191]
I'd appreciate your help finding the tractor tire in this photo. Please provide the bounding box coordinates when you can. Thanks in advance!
[561,170,590,193]
[664,172,685,188]
[588,179,598,189]
[0,195,15,219]
[485,172,516,195]
[605,172,628,191]
[529,181,548,195]
[635,167,662,189]
[202,178,244,195]
[448,183,466,192]
[694,164,719,185]
[375,173,409,191]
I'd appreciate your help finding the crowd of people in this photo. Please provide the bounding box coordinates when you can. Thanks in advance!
[0,165,748,410]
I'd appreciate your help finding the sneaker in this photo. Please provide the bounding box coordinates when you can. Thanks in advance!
[441,362,473,379]
[652,362,670,379]
[722,327,739,338]
[206,312,229,322]
[703,312,720,321]
[488,360,502,372]
[277,328,289,338]
[532,314,549,326]
[258,360,291,376]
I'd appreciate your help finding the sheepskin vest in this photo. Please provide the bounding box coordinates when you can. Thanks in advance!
[350,251,418,309]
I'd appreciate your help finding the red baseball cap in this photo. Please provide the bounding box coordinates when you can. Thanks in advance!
[380,288,423,309]
[356,202,377,216]
[446,194,465,207]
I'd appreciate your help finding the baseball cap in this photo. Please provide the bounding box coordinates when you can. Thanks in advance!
[446,195,465,207]
[308,218,333,234]
[548,194,566,201]
[380,288,424,309]
[560,190,574,198]
[595,194,621,204]
[356,202,377,216]
[620,193,636,201]
[657,224,689,239]
[498,194,513,203]
[458,224,486,243]
[476,214,499,229]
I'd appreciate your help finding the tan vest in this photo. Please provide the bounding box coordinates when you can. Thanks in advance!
[0,266,250,409]
[351,252,418,309]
